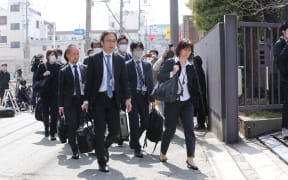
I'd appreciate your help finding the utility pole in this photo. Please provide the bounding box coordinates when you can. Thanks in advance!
[138,0,141,40]
[85,0,92,54]
[119,0,124,34]
[24,0,30,59]
[170,0,179,46]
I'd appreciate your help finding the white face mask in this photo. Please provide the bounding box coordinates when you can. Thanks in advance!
[118,44,128,52]
[132,50,143,60]
[49,55,57,63]
[94,48,102,54]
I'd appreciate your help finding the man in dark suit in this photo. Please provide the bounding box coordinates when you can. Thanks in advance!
[58,44,87,159]
[0,64,10,103]
[126,41,155,157]
[82,31,132,173]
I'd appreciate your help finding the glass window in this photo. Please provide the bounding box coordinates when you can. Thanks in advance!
[36,21,39,28]
[0,36,7,43]
[0,16,7,25]
[11,41,20,48]
[10,23,20,30]
[10,4,20,12]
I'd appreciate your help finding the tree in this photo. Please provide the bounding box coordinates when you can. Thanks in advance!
[187,0,288,32]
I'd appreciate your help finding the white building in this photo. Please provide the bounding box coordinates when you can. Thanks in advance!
[0,0,48,79]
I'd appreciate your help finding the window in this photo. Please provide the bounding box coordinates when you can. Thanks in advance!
[10,23,20,30]
[36,21,39,28]
[10,4,20,12]
[0,16,7,25]
[0,36,7,43]
[11,41,20,48]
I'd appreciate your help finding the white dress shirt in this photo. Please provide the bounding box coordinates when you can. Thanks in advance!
[69,63,84,95]
[174,57,191,101]
[99,51,115,92]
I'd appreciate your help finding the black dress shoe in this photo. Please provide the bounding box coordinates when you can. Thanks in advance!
[159,157,168,163]
[104,148,109,163]
[186,160,199,170]
[134,150,143,158]
[99,164,109,173]
[72,153,79,159]
[194,124,206,130]
[44,130,49,137]
[50,136,56,141]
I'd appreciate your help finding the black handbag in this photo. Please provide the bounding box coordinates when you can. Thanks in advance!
[76,112,95,153]
[151,75,183,103]
[34,97,43,121]
[32,63,50,94]
[57,115,68,143]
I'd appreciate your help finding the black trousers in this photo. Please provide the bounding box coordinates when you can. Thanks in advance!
[161,100,196,157]
[128,93,149,151]
[65,96,83,154]
[92,92,120,166]
[41,94,58,136]
[281,86,288,128]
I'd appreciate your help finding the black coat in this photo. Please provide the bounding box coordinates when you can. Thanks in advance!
[0,71,10,90]
[273,37,288,86]
[58,64,87,108]
[35,62,61,97]
[84,51,130,109]
[194,64,208,116]
[157,59,199,101]
[126,60,154,103]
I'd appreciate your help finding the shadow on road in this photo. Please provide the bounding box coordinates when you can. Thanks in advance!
[78,168,136,180]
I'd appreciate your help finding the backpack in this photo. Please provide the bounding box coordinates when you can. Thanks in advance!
[143,108,164,153]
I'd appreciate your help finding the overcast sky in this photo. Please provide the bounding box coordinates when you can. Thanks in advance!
[0,0,191,31]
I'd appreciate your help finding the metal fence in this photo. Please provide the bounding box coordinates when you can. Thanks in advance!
[237,22,282,111]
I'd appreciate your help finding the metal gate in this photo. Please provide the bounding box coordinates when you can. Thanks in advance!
[237,21,282,111]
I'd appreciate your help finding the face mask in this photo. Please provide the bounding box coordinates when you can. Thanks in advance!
[94,48,102,54]
[49,55,57,63]
[57,56,62,62]
[132,50,143,60]
[118,44,128,52]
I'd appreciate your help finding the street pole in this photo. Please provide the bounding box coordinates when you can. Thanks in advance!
[24,0,30,59]
[170,0,179,46]
[138,0,140,40]
[119,0,124,34]
[85,0,92,54]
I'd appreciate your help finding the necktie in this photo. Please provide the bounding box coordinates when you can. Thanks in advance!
[106,55,113,98]
[73,65,81,95]
[136,61,144,89]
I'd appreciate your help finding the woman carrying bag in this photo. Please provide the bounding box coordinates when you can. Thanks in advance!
[157,40,199,170]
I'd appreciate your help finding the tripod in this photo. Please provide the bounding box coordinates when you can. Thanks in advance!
[1,89,20,113]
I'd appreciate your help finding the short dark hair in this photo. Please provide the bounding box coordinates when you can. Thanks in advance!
[175,40,193,57]
[193,55,203,66]
[56,49,63,55]
[46,49,58,61]
[130,41,144,51]
[100,31,117,42]
[90,41,102,48]
[117,34,129,44]
[149,49,159,56]
[1,63,7,67]
[64,44,77,62]
[280,23,288,35]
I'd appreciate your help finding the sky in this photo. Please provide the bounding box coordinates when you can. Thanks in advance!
[0,0,191,31]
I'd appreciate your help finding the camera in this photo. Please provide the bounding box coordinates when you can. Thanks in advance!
[146,54,152,58]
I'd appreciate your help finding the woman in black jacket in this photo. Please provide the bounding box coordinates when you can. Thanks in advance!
[158,40,199,170]
[35,49,61,140]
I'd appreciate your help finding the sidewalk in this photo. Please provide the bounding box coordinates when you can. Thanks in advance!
[196,129,288,180]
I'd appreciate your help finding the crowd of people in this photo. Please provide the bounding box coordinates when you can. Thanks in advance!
[2,31,209,173]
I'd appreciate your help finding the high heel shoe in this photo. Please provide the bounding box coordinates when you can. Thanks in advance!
[159,157,168,163]
[186,160,198,170]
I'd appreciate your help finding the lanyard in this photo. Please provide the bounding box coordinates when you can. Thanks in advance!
[103,57,113,77]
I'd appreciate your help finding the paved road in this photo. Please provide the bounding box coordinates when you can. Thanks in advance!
[0,112,216,180]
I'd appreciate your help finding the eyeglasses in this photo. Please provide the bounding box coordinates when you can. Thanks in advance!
[104,39,117,43]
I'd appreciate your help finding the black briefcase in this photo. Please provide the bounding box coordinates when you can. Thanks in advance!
[76,113,95,153]
[0,107,15,118]
[57,115,68,143]
[117,110,129,145]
